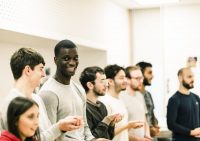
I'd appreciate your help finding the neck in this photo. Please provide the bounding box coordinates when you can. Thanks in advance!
[108,88,120,98]
[126,86,136,96]
[140,84,146,94]
[20,134,26,141]
[179,85,190,95]
[87,92,98,103]
[54,72,71,85]
[14,79,34,98]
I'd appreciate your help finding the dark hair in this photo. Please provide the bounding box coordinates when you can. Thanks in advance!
[125,66,140,79]
[104,64,125,79]
[54,39,77,57]
[7,97,40,141]
[194,57,197,61]
[136,61,152,74]
[45,67,51,76]
[79,66,104,93]
[10,48,45,80]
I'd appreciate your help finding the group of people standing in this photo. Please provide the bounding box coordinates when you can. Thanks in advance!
[0,39,199,141]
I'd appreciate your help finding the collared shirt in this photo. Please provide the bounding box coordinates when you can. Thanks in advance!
[143,90,158,126]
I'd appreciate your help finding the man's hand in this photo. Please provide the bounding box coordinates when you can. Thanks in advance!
[92,138,110,141]
[128,120,144,129]
[150,125,160,137]
[58,116,83,132]
[191,127,200,137]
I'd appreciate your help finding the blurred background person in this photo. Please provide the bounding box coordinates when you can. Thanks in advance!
[136,62,160,139]
[0,97,40,141]
[120,66,152,141]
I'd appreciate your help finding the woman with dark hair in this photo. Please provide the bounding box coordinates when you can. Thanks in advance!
[0,97,40,141]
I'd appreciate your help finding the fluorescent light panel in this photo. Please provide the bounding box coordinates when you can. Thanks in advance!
[135,0,179,5]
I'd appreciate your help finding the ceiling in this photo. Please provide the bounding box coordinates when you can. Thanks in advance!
[110,0,200,9]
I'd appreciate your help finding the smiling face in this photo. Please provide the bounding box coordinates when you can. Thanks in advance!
[112,70,127,93]
[29,63,45,88]
[54,48,79,78]
[18,105,39,140]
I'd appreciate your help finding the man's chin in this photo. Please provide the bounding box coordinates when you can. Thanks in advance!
[67,71,76,76]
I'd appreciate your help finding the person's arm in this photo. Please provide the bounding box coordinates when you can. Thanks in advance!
[87,111,112,139]
[115,121,143,136]
[167,96,191,135]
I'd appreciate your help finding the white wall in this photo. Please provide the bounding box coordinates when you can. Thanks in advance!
[0,0,131,102]
[132,4,200,128]
[132,8,165,119]
[0,29,107,104]
[0,0,131,65]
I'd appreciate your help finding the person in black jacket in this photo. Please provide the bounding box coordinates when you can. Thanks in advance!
[79,66,121,139]
[167,67,200,141]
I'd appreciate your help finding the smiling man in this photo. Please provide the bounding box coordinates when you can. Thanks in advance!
[39,40,108,141]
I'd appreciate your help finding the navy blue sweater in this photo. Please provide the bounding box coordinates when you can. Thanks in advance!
[167,91,200,141]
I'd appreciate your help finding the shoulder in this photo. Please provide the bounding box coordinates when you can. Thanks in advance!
[0,130,20,141]
[190,92,200,100]
[168,92,181,105]
[71,81,85,94]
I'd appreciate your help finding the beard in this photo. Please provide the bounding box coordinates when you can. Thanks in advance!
[143,78,151,86]
[131,85,140,91]
[93,88,105,97]
[182,80,194,89]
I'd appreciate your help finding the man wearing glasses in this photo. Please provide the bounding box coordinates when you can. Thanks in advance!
[120,66,152,141]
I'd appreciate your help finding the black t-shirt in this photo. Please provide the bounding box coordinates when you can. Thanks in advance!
[167,91,200,141]
[86,100,114,139]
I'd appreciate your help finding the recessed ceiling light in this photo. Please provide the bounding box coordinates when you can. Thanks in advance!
[135,0,179,5]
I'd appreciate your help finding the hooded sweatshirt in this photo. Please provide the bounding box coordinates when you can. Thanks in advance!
[0,130,21,141]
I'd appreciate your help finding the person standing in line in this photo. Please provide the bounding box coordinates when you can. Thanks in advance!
[99,64,144,141]
[120,66,152,141]
[0,48,81,141]
[136,62,160,139]
[167,67,200,141]
[79,66,122,139]
[39,39,109,141]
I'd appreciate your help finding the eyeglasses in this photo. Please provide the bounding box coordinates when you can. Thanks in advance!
[131,77,144,81]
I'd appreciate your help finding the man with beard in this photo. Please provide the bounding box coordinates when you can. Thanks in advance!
[79,66,121,139]
[39,40,109,141]
[136,62,160,138]
[99,64,144,141]
[120,66,152,141]
[167,67,200,141]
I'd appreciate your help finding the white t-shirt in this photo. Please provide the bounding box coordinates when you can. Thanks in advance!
[120,91,147,137]
[99,94,129,141]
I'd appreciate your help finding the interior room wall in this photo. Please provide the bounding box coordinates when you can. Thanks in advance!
[132,4,200,128]
[0,29,107,105]
[0,0,131,66]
